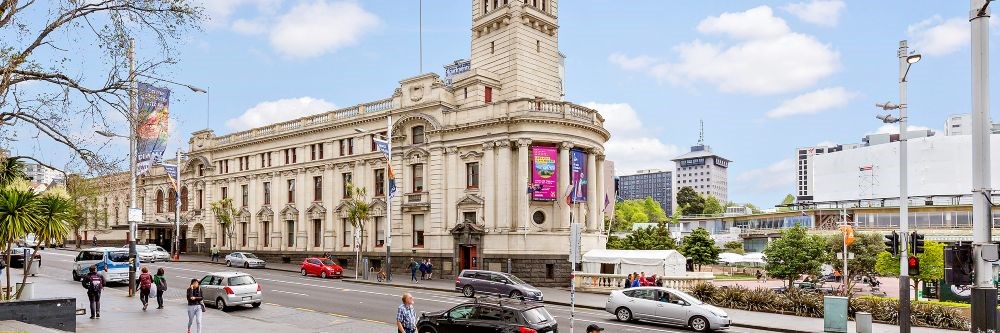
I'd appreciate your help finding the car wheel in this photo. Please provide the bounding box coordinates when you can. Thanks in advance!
[615,307,633,322]
[301,269,307,276]
[226,260,231,267]
[72,270,80,282]
[418,326,438,333]
[252,302,261,308]
[321,271,328,279]
[244,262,250,269]
[216,297,227,311]
[689,316,710,332]
[509,290,523,300]
[462,285,475,297]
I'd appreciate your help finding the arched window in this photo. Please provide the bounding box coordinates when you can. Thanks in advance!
[168,190,177,213]
[180,187,189,212]
[155,190,164,213]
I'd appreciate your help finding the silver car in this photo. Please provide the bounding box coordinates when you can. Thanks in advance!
[225,252,266,269]
[122,244,156,263]
[455,269,544,301]
[199,272,263,310]
[605,287,730,332]
[145,245,171,262]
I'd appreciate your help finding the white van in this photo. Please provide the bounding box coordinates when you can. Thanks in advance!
[72,247,138,284]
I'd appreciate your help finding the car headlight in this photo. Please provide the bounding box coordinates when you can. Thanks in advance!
[710,310,728,318]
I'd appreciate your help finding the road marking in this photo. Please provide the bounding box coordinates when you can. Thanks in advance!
[271,289,310,297]
[362,318,388,325]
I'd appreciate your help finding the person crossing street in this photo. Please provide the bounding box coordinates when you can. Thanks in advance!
[138,266,153,310]
[210,245,219,262]
[81,265,105,319]
[153,267,167,309]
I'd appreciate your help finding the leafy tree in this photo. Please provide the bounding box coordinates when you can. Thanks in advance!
[680,228,720,271]
[209,198,239,251]
[824,232,885,295]
[777,194,796,212]
[606,235,626,249]
[763,224,827,288]
[612,198,667,231]
[703,196,723,215]
[723,241,745,255]
[640,197,668,223]
[16,191,72,298]
[676,187,704,215]
[616,222,675,250]
[0,188,41,299]
[875,240,945,297]
[345,183,373,277]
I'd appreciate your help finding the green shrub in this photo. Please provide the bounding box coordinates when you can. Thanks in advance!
[690,283,970,331]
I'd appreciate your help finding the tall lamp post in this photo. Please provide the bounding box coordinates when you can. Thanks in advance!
[873,40,920,333]
[356,115,393,281]
[970,0,997,331]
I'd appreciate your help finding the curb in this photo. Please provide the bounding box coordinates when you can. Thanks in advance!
[175,259,303,274]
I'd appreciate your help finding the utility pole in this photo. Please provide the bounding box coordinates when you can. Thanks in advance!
[385,113,393,282]
[127,37,138,298]
[970,0,997,331]
[896,40,911,333]
[173,148,182,261]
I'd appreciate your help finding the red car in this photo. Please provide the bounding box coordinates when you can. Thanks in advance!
[300,258,343,279]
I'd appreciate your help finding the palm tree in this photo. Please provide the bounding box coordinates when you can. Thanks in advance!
[210,198,238,251]
[344,183,372,279]
[14,193,72,298]
[0,158,26,189]
[0,188,41,300]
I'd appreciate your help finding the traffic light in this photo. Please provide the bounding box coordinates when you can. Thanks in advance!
[911,232,925,254]
[945,245,973,285]
[884,231,899,256]
[908,256,920,275]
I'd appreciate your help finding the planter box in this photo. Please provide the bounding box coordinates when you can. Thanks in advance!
[0,297,76,332]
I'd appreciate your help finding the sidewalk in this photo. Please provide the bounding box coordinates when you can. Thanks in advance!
[16,266,388,333]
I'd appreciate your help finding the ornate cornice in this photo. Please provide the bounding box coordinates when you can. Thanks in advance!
[482,142,495,150]
[335,161,357,170]
[494,140,511,149]
[516,138,533,148]
[460,150,484,161]
[560,142,575,150]
[445,146,459,155]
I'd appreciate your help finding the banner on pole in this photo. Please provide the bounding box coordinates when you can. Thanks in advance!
[531,145,557,200]
[136,83,170,176]
[162,164,179,192]
[570,149,588,203]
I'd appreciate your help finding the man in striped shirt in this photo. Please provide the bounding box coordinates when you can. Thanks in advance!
[396,292,416,333]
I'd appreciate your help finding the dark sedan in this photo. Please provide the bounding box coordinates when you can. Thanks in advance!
[417,298,557,333]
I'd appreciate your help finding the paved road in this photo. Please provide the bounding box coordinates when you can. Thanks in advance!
[40,249,771,333]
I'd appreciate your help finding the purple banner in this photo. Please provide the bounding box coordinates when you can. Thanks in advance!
[570,149,588,203]
[135,82,170,176]
[531,146,557,200]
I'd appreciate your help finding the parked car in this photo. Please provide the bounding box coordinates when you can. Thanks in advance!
[7,247,40,268]
[121,244,156,263]
[417,297,558,333]
[605,286,730,332]
[199,272,263,311]
[16,234,39,249]
[145,245,171,262]
[299,257,342,278]
[72,247,137,284]
[227,252,266,269]
[455,270,543,301]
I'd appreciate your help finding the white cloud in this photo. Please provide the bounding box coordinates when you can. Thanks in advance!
[200,0,281,27]
[908,16,968,56]
[226,97,336,131]
[766,87,857,118]
[581,102,681,175]
[231,18,267,35]
[608,53,656,71]
[815,140,837,147]
[734,158,796,194]
[611,6,840,95]
[782,0,846,27]
[270,1,380,59]
[871,124,932,135]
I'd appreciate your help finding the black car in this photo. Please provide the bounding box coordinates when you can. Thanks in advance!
[417,298,557,333]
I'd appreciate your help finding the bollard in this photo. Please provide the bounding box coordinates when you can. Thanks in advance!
[856,312,872,333]
[15,282,33,300]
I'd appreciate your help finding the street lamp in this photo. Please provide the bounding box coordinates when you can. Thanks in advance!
[354,119,393,282]
[872,40,920,333]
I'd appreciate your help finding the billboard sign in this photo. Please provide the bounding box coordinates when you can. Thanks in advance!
[531,145,557,200]
[443,59,471,86]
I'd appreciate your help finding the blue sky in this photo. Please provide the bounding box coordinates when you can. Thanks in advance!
[11,0,1000,208]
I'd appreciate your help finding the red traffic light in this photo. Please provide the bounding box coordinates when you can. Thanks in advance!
[908,256,920,275]
[908,256,917,266]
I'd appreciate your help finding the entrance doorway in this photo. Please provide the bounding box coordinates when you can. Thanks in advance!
[460,245,477,270]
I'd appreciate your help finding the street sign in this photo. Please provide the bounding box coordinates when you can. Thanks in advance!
[128,208,142,223]
[835,252,855,260]
[568,223,581,263]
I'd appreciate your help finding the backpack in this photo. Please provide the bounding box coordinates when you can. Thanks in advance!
[139,273,153,290]
[86,274,104,292]
[154,275,167,291]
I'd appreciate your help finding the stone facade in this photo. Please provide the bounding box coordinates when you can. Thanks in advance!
[90,0,608,285]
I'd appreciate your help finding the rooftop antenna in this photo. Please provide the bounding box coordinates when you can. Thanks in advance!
[698,119,704,146]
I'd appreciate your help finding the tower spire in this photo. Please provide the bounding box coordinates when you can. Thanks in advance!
[698,119,704,146]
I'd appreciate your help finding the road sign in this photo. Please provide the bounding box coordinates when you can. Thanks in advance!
[568,223,581,263]
[128,208,142,223]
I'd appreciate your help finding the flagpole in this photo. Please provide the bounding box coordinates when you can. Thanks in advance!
[385,113,393,282]
[174,148,181,260]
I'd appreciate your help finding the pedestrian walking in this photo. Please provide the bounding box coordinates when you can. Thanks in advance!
[187,279,204,333]
[756,269,763,282]
[153,267,168,309]
[138,266,153,310]
[81,265,105,319]
[408,258,418,283]
[92,235,97,247]
[418,260,427,280]
[425,259,433,280]
[396,292,417,333]
[210,245,219,263]
[586,323,606,333]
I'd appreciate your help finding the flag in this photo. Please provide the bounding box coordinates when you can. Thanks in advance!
[839,225,855,246]
[603,193,610,212]
[859,165,873,171]
[387,165,397,198]
[135,83,170,176]
[373,138,390,158]
[564,184,574,206]
[374,137,397,198]
[162,164,179,192]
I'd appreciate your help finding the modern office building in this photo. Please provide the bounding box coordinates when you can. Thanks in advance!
[943,113,1000,136]
[618,169,673,216]
[672,144,730,204]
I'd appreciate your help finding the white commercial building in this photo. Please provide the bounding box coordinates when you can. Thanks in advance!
[672,144,730,204]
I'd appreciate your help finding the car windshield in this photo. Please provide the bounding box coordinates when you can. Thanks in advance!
[107,251,129,262]
[522,307,554,325]
[245,253,259,259]
[228,275,256,286]
[505,274,526,285]
[321,259,336,266]
[670,289,705,305]
[155,247,166,252]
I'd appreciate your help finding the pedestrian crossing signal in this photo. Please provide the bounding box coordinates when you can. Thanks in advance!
[883,231,899,257]
[908,256,920,275]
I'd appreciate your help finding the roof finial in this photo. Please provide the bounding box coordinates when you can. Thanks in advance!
[698,119,704,146]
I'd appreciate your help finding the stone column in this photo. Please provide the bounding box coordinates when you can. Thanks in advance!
[586,150,598,231]
[516,139,532,231]
[558,142,573,230]
[296,169,308,250]
[496,140,512,231]
[481,142,496,229]
[445,147,459,230]
[595,151,606,231]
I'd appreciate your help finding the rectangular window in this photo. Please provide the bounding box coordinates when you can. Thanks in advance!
[466,162,479,189]
[412,126,425,144]
[313,219,322,248]
[241,185,248,207]
[198,164,204,176]
[225,160,230,173]
[339,139,346,156]
[284,149,290,164]
[313,176,322,201]
[374,169,385,196]
[375,216,385,247]
[463,211,477,223]
[485,86,492,103]
[221,187,228,200]
[292,148,297,163]
[287,179,295,203]
[286,220,295,247]
[348,138,354,155]
[343,219,352,247]
[266,152,272,167]
[263,182,271,205]
[260,153,265,167]
[342,173,353,198]
[412,164,424,192]
[318,144,324,159]
[262,221,270,247]
[412,214,425,247]
[310,144,316,160]
[241,223,248,247]
[197,189,203,209]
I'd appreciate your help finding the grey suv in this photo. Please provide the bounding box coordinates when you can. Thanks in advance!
[455,270,543,301]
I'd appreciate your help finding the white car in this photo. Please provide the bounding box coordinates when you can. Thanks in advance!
[605,287,731,332]
[226,252,266,269]
[121,244,156,263]
[145,245,171,262]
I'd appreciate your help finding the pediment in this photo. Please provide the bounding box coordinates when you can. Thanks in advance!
[405,148,429,164]
[457,194,485,207]
[279,205,299,220]
[256,206,274,221]
[460,150,483,161]
[306,202,326,219]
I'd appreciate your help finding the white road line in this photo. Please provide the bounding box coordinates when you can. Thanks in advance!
[271,289,310,297]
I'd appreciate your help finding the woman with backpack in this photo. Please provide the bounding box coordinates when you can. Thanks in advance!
[138,266,153,310]
[153,268,167,309]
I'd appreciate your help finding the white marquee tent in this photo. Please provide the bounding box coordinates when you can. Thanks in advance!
[581,249,687,276]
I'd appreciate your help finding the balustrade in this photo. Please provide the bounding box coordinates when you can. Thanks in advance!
[572,272,714,293]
